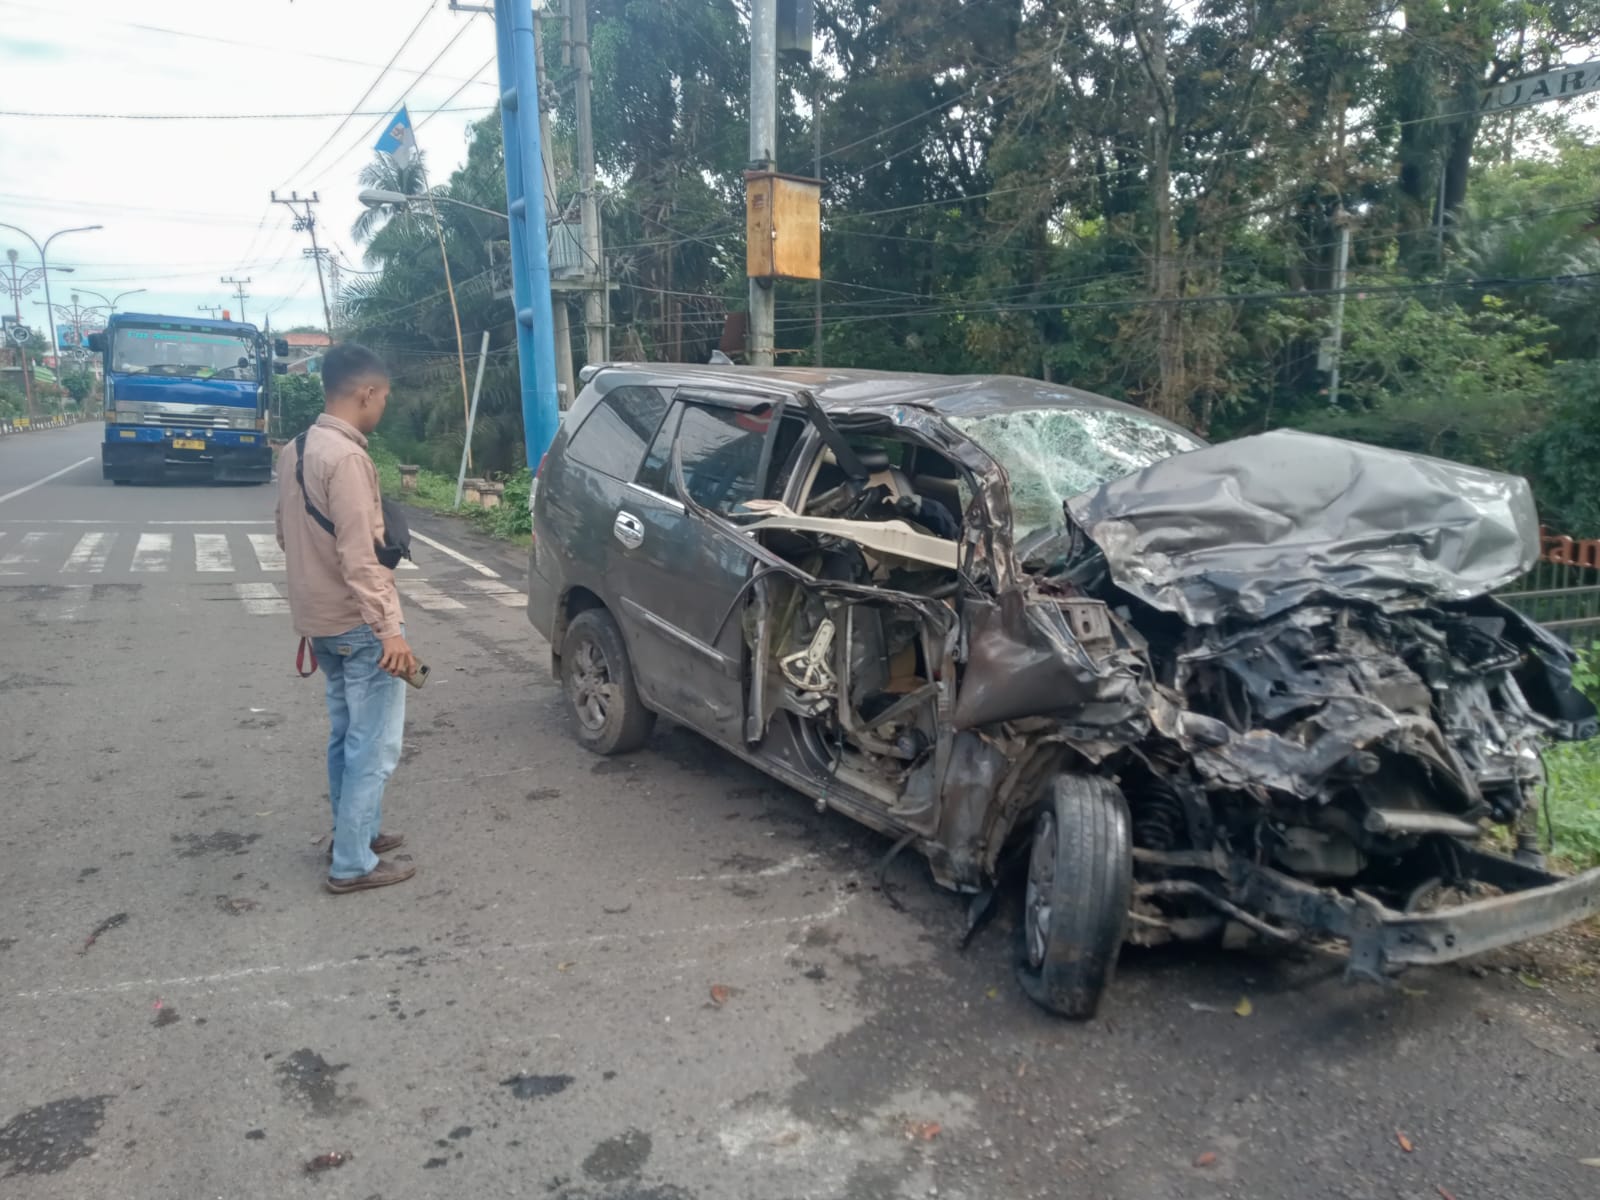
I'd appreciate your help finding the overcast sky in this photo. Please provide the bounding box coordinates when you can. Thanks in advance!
[0,0,500,334]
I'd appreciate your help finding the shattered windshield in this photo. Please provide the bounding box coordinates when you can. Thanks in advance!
[952,407,1203,539]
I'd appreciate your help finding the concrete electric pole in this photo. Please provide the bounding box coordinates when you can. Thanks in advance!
[270,191,334,335]
[221,275,252,323]
[569,0,607,364]
[747,0,777,367]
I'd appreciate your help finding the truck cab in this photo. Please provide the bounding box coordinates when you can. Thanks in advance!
[93,313,285,484]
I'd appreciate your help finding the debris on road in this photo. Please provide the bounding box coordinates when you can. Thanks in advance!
[304,1150,350,1173]
[80,912,127,954]
[1234,997,1253,1017]
[903,1120,942,1142]
[1194,1151,1218,1168]
[709,984,731,1006]
[1397,1131,1416,1153]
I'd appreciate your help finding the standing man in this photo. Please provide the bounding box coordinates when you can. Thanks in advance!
[277,342,417,893]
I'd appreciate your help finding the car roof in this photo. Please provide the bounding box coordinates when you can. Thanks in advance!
[588,363,1189,430]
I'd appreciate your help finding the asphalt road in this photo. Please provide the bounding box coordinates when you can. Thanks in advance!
[1,420,1597,1200]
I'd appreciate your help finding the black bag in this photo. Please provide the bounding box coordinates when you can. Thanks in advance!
[294,430,412,570]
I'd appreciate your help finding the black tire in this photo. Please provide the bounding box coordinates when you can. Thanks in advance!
[560,608,655,755]
[1016,774,1132,1020]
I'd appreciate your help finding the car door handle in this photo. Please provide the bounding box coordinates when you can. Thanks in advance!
[613,510,645,549]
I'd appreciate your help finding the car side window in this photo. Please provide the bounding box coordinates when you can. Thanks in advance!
[638,402,771,513]
[563,385,669,481]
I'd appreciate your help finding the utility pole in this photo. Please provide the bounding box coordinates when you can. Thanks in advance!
[492,0,562,468]
[221,275,252,323]
[1325,210,1352,410]
[570,0,606,363]
[813,80,823,367]
[198,304,223,318]
[747,0,777,366]
[534,12,576,406]
[270,191,334,335]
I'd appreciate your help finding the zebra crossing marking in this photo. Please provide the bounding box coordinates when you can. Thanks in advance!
[247,533,286,572]
[0,531,50,574]
[131,532,172,573]
[462,578,526,609]
[399,580,467,612]
[194,533,235,573]
[63,531,114,573]
[234,582,290,616]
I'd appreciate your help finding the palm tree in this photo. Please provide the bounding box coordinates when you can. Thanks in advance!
[351,152,432,246]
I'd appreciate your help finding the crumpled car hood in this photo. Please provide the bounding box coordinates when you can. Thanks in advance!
[1066,429,1540,624]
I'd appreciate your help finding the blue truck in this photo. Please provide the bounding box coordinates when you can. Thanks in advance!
[90,313,285,484]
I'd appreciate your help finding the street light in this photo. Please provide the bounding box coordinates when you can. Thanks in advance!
[0,223,102,364]
[74,287,146,315]
[358,188,508,221]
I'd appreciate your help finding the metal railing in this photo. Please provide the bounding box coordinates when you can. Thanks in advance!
[1499,530,1600,646]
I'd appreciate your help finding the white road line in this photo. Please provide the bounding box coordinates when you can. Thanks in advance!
[9,885,855,1003]
[0,456,96,506]
[194,532,234,573]
[398,556,419,570]
[234,582,289,616]
[62,531,115,573]
[0,531,51,574]
[130,532,172,572]
[399,579,467,611]
[247,533,286,572]
[410,529,501,578]
[463,577,526,608]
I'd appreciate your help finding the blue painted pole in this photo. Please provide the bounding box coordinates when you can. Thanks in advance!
[494,0,561,470]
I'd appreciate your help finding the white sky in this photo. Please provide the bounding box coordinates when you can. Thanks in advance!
[0,0,501,334]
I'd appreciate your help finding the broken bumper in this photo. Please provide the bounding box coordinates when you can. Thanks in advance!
[1229,851,1600,983]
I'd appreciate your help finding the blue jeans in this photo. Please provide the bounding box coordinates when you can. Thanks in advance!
[311,624,406,880]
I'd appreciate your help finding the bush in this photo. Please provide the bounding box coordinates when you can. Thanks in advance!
[274,373,325,440]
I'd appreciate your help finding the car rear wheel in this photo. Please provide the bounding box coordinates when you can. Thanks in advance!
[1016,774,1132,1020]
[560,608,655,755]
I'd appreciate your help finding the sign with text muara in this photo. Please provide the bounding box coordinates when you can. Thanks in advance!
[1479,60,1600,114]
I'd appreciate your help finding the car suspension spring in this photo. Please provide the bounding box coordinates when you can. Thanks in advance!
[1133,790,1185,851]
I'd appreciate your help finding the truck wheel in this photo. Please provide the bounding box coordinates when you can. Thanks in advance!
[560,608,655,755]
[1016,774,1132,1020]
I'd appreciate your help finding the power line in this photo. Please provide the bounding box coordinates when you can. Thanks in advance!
[279,0,437,187]
[0,105,493,121]
[770,271,1600,330]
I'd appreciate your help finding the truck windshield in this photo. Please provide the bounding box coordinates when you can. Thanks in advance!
[112,327,257,380]
[951,407,1204,539]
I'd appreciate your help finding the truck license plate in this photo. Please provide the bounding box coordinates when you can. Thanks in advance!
[172,438,205,451]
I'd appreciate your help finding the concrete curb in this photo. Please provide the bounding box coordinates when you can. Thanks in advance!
[0,413,89,437]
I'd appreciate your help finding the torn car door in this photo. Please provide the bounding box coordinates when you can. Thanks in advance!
[610,393,783,744]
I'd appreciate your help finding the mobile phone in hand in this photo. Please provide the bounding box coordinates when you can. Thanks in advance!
[405,663,430,689]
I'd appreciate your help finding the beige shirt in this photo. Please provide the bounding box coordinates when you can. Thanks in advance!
[275,414,405,639]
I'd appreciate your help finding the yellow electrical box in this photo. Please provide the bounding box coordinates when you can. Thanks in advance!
[745,170,822,281]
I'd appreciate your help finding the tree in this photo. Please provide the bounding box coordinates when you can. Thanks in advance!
[274,373,325,440]
[60,368,93,405]
[352,151,433,250]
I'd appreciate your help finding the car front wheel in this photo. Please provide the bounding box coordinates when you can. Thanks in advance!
[1016,774,1132,1019]
[560,608,655,755]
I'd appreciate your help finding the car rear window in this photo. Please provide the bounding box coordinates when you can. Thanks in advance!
[564,385,670,481]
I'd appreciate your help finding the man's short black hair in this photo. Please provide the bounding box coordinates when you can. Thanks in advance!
[321,342,389,399]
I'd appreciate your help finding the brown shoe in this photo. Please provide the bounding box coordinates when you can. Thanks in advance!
[327,832,406,862]
[325,859,417,894]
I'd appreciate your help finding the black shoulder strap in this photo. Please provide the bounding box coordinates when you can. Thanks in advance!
[294,430,337,538]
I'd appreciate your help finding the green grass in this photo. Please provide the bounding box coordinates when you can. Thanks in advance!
[370,439,531,545]
[1543,740,1600,870]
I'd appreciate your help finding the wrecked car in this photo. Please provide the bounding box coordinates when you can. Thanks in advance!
[526,366,1600,1018]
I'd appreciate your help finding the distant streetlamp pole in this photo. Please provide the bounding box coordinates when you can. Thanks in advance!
[74,287,147,316]
[3,248,40,415]
[0,222,102,365]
